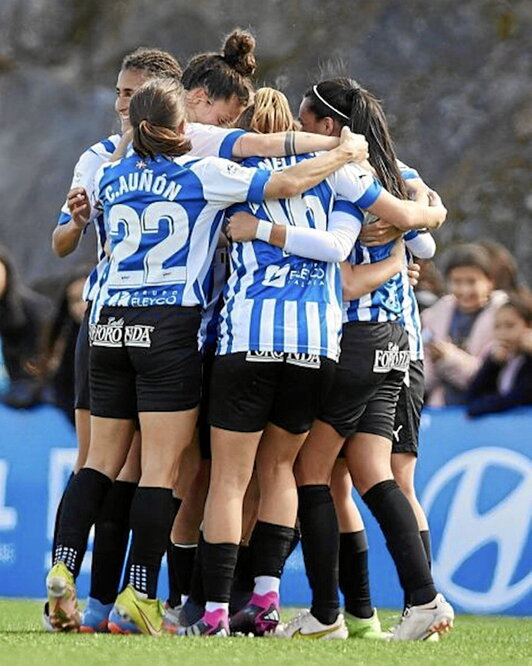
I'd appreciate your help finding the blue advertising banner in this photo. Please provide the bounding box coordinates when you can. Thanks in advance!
[0,403,530,615]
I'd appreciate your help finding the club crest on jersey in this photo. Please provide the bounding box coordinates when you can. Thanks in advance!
[373,342,409,373]
[89,317,124,347]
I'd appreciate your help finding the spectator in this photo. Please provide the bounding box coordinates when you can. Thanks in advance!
[467,294,532,417]
[421,243,508,406]
[478,240,522,294]
[44,267,89,423]
[0,245,50,408]
[414,259,445,312]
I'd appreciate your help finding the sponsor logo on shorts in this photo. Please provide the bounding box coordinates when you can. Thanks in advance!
[246,351,285,363]
[89,317,124,347]
[124,325,155,348]
[286,353,321,369]
[373,342,410,374]
[90,317,154,348]
[245,351,321,369]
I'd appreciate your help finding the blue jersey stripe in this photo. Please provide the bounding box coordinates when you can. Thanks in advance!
[247,169,271,204]
[356,179,382,209]
[57,211,71,226]
[218,129,246,159]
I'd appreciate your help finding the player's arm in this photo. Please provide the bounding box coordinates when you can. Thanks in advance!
[233,129,368,163]
[263,128,364,199]
[341,238,405,301]
[226,206,359,263]
[331,165,447,231]
[404,229,436,259]
[52,150,100,257]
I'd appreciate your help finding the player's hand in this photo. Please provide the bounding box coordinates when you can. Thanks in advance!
[338,126,369,163]
[67,187,91,229]
[407,262,421,287]
[359,219,402,246]
[225,211,259,242]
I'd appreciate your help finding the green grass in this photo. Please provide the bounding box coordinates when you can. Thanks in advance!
[0,600,530,666]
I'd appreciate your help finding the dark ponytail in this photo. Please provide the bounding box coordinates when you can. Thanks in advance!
[129,78,192,159]
[305,78,408,199]
[182,28,256,105]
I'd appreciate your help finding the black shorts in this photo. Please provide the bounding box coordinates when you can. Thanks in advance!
[197,348,215,460]
[319,321,409,440]
[391,359,425,456]
[74,303,91,411]
[209,351,336,434]
[89,305,201,420]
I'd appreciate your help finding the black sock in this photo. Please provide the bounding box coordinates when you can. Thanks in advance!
[188,532,206,606]
[339,530,373,619]
[166,497,183,607]
[362,480,436,606]
[250,520,295,581]
[52,471,75,566]
[232,544,254,594]
[128,487,175,599]
[89,480,137,605]
[202,539,239,604]
[297,485,339,625]
[55,468,112,578]
[167,543,197,607]
[420,530,432,570]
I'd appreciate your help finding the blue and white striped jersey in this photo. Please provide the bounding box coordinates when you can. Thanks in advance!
[56,134,121,302]
[217,155,381,361]
[92,153,271,312]
[198,245,230,351]
[399,230,437,360]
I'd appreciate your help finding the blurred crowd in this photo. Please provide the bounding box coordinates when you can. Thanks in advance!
[0,243,89,422]
[0,239,531,422]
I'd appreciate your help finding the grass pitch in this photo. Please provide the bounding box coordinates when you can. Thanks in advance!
[0,600,530,666]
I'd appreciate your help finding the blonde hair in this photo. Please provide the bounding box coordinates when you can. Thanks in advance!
[235,87,296,133]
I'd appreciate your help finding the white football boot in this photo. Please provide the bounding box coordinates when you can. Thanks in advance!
[389,593,454,641]
[273,609,348,640]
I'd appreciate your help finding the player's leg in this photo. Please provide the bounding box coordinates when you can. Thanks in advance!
[330,459,385,639]
[180,352,275,637]
[346,362,453,640]
[391,359,432,607]
[109,305,202,636]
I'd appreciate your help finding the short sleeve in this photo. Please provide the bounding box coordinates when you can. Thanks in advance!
[192,156,271,207]
[186,123,247,159]
[57,149,105,224]
[329,164,382,209]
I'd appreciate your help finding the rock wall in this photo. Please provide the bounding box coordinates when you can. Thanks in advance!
[1,0,530,285]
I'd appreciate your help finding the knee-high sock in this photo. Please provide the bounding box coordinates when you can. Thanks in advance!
[128,487,175,599]
[297,485,340,625]
[362,480,436,606]
[90,480,137,604]
[54,468,112,578]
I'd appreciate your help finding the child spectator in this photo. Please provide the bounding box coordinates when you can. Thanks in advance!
[467,294,532,416]
[421,243,508,406]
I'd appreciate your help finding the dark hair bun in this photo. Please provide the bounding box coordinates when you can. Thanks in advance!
[223,29,256,77]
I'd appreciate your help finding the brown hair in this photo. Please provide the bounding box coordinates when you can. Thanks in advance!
[499,292,532,325]
[129,78,192,159]
[444,243,494,280]
[234,87,297,133]
[182,29,256,105]
[121,47,182,80]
